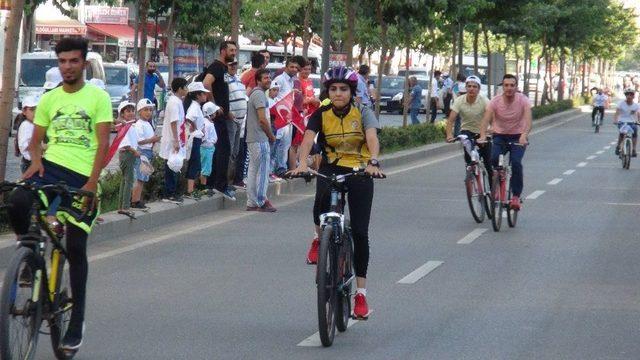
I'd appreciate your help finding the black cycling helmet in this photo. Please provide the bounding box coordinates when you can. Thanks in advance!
[322,66,359,96]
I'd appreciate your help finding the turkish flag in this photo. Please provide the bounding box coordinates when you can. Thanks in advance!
[103,120,134,167]
[270,91,305,133]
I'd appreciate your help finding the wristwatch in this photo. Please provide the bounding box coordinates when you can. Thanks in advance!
[368,159,380,167]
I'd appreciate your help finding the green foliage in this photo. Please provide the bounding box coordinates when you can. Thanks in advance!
[378,122,447,154]
[531,99,574,119]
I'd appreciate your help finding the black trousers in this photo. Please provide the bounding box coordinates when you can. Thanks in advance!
[592,106,605,123]
[313,164,374,278]
[430,98,438,123]
[211,117,230,192]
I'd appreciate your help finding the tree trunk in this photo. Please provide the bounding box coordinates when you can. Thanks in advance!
[457,22,464,78]
[384,46,395,75]
[302,0,314,58]
[357,46,366,66]
[283,33,288,59]
[482,24,492,99]
[514,39,520,79]
[535,38,546,106]
[133,3,140,62]
[230,0,241,46]
[581,57,587,96]
[451,24,457,77]
[523,41,530,97]
[402,41,410,127]
[558,48,565,101]
[374,0,388,118]
[427,53,436,122]
[22,10,34,53]
[0,0,25,181]
[344,0,355,67]
[137,0,150,102]
[167,1,177,84]
[473,27,479,74]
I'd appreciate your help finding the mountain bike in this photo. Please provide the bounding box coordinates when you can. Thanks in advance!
[454,134,492,223]
[490,143,525,232]
[0,181,94,360]
[288,169,384,347]
[617,122,638,169]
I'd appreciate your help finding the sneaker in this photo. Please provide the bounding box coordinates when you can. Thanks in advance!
[117,209,136,219]
[162,196,183,204]
[246,205,259,211]
[306,238,320,264]
[61,322,85,350]
[258,201,277,212]
[205,189,216,197]
[353,293,370,320]
[130,202,150,211]
[633,151,638,157]
[221,189,236,201]
[269,174,281,183]
[615,147,620,155]
[509,195,521,211]
[232,181,246,189]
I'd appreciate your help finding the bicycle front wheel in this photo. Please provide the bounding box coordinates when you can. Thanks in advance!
[336,223,353,333]
[0,247,43,360]
[507,189,519,228]
[465,171,485,223]
[624,139,632,169]
[491,173,503,232]
[317,226,337,347]
[49,249,74,360]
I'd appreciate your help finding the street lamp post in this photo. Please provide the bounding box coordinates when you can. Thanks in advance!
[321,0,332,75]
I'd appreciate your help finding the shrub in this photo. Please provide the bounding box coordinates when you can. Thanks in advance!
[379,122,446,154]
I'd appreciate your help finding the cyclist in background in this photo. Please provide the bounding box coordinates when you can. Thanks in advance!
[289,66,384,320]
[614,88,639,157]
[479,74,532,211]
[591,88,608,127]
[8,37,112,351]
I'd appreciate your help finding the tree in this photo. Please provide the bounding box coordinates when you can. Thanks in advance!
[136,0,150,101]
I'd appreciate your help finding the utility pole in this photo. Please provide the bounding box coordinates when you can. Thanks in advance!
[321,0,332,74]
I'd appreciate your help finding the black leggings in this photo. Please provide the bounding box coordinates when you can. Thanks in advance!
[8,188,88,327]
[313,165,374,278]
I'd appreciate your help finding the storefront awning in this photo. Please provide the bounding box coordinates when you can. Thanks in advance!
[86,23,159,48]
[36,18,86,36]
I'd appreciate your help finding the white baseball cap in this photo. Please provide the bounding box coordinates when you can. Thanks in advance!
[118,101,135,114]
[465,75,482,86]
[89,78,106,90]
[137,98,155,111]
[21,96,39,109]
[202,101,220,117]
[187,82,210,93]
[43,67,63,90]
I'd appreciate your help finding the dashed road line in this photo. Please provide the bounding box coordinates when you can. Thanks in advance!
[397,261,444,284]
[297,314,371,347]
[604,146,611,150]
[610,141,617,145]
[596,150,604,154]
[586,155,596,160]
[457,228,487,244]
[577,162,588,167]
[526,190,545,200]
[563,169,576,175]
[548,178,563,185]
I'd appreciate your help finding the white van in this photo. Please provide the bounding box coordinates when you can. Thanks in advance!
[18,51,106,104]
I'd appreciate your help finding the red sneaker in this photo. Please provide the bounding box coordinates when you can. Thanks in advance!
[509,195,521,210]
[306,238,319,264]
[353,293,369,320]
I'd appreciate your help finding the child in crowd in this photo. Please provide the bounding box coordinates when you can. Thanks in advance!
[266,84,282,182]
[200,102,220,194]
[184,82,210,199]
[17,96,39,174]
[116,101,139,218]
[131,99,161,210]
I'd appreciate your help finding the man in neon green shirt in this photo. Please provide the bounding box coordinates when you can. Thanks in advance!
[13,37,112,352]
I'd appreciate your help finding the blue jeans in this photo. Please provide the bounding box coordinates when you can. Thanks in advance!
[491,134,526,197]
[164,160,179,197]
[274,124,291,174]
[410,107,420,125]
[246,142,271,207]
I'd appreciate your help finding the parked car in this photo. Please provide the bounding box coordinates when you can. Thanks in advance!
[387,77,429,113]
[309,73,321,97]
[397,67,430,79]
[377,76,406,112]
[104,62,132,115]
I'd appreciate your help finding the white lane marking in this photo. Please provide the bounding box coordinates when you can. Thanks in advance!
[526,190,545,200]
[563,169,576,175]
[610,141,617,145]
[586,155,596,160]
[605,202,640,206]
[297,312,372,347]
[547,178,563,185]
[577,162,588,167]
[604,146,611,150]
[385,153,459,175]
[457,228,487,244]
[596,150,604,154]
[397,261,444,284]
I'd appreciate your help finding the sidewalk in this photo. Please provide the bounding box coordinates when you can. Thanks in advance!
[0,107,582,245]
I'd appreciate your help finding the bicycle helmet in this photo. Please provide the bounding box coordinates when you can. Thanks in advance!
[322,66,358,95]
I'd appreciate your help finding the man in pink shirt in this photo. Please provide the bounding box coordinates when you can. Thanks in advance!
[479,74,532,210]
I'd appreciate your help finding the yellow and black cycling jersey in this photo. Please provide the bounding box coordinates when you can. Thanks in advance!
[306,102,380,168]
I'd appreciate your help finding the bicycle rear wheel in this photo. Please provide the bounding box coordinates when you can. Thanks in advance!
[0,247,42,360]
[507,189,519,228]
[465,171,485,223]
[336,223,353,333]
[481,167,493,220]
[317,226,337,347]
[49,250,74,360]
[491,173,503,232]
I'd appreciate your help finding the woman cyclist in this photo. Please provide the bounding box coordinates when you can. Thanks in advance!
[289,66,384,319]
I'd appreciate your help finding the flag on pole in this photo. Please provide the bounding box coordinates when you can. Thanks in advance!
[103,121,134,167]
[270,90,305,133]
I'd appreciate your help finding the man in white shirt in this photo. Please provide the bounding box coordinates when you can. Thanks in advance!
[614,88,640,157]
[159,77,189,202]
[429,70,442,123]
[17,96,38,173]
[227,59,248,182]
[272,57,302,176]
[591,88,608,126]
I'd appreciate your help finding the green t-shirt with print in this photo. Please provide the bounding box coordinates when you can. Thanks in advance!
[34,83,113,177]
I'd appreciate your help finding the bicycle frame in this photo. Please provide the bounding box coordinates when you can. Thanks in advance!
[457,135,489,198]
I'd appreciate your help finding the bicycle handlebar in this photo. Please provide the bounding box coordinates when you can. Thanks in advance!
[285,168,386,181]
[0,181,95,199]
